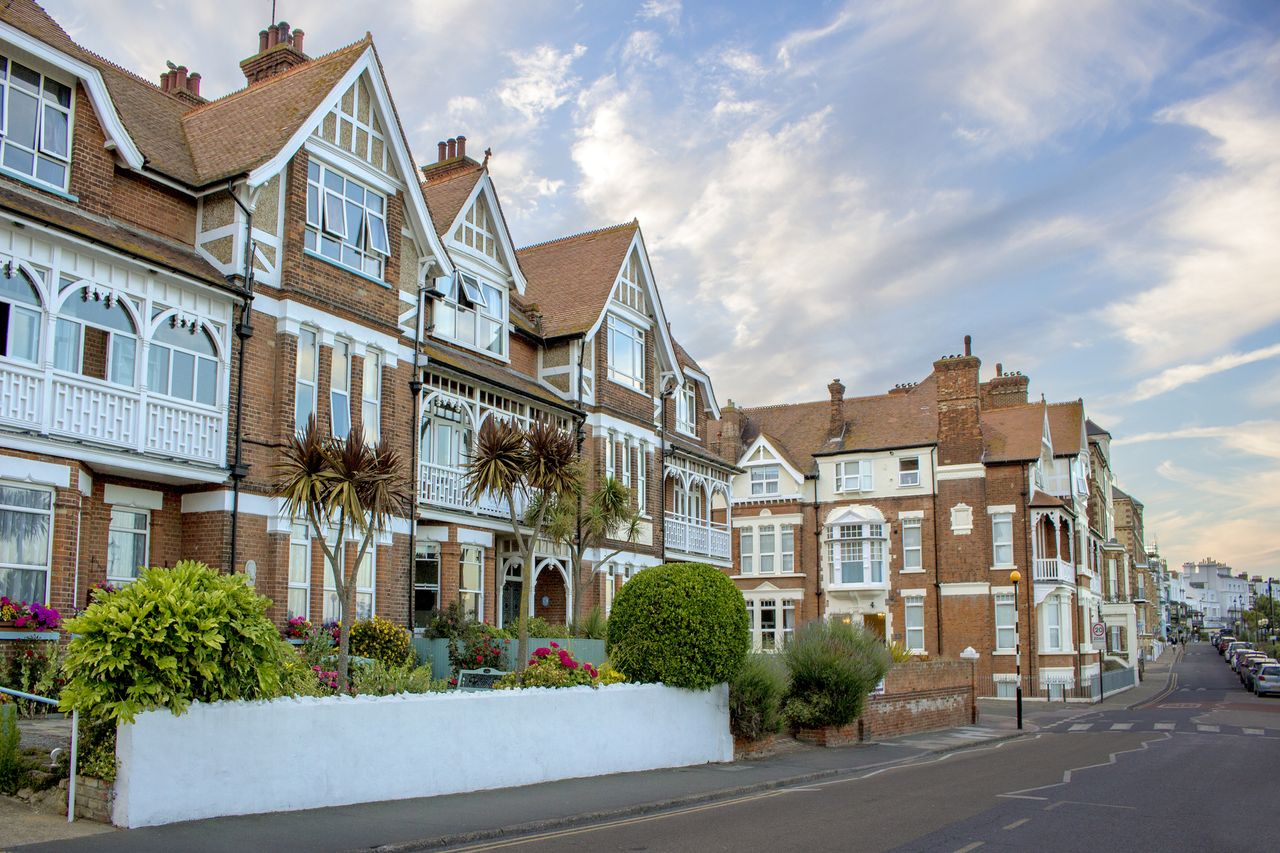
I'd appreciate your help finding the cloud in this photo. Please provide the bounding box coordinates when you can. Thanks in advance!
[497,43,589,122]
[1114,420,1280,460]
[637,0,682,30]
[1131,342,1280,402]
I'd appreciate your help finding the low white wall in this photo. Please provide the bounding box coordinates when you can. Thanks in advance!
[113,682,731,828]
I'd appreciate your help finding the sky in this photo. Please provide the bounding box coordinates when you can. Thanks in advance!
[44,0,1280,578]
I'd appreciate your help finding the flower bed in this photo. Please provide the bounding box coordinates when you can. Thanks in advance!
[0,597,61,631]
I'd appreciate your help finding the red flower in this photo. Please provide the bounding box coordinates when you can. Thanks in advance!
[550,641,559,649]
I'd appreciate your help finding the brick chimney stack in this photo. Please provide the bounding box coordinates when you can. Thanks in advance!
[933,337,982,465]
[982,361,1031,410]
[828,379,846,439]
[719,401,743,463]
[159,65,206,106]
[240,21,309,85]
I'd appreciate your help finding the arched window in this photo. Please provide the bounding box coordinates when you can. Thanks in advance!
[54,284,137,385]
[0,266,41,364]
[147,321,218,405]
[421,401,472,469]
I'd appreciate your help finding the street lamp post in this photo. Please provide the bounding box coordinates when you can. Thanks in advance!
[1011,570,1023,730]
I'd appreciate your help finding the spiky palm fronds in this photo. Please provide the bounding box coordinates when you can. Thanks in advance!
[463,419,525,504]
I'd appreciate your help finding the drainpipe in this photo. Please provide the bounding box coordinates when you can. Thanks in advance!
[406,261,430,632]
[810,472,822,616]
[930,446,943,655]
[658,380,676,563]
[1021,479,1036,691]
[573,335,585,623]
[227,180,257,575]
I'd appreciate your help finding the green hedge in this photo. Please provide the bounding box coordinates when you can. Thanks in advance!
[782,620,891,729]
[730,653,789,740]
[606,562,748,690]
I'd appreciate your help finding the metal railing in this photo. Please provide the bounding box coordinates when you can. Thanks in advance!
[0,686,79,823]
[978,666,1136,703]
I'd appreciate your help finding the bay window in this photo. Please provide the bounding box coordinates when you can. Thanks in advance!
[304,160,389,278]
[606,315,645,391]
[676,384,696,435]
[434,272,506,357]
[992,512,1013,567]
[904,595,925,652]
[829,522,886,584]
[147,322,218,406]
[330,340,351,439]
[1045,597,1062,651]
[0,483,52,604]
[636,442,647,514]
[361,350,381,446]
[294,328,318,431]
[0,57,72,191]
[740,527,754,574]
[54,285,137,386]
[747,598,796,651]
[0,267,42,363]
[106,508,148,584]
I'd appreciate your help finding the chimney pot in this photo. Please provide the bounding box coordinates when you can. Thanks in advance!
[456,135,467,159]
[175,65,187,90]
[267,26,279,48]
[187,72,201,96]
[292,29,305,53]
[159,70,170,92]
[964,335,972,357]
[277,21,290,43]
[447,138,457,159]
[995,362,1002,376]
[259,29,270,52]
[438,141,447,161]
[828,379,845,438]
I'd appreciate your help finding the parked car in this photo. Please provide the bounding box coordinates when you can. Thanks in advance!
[1217,636,1237,654]
[1224,642,1252,663]
[1243,658,1277,691]
[1237,652,1268,680]
[1254,664,1280,697]
[1230,647,1258,672]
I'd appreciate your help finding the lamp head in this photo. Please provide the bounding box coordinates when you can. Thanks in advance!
[1009,570,1022,584]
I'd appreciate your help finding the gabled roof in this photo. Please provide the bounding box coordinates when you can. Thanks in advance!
[183,38,370,185]
[1112,485,1143,508]
[736,432,805,485]
[421,159,485,238]
[980,404,1045,463]
[1046,401,1085,456]
[425,165,528,294]
[1086,418,1111,438]
[517,221,638,338]
[672,337,721,419]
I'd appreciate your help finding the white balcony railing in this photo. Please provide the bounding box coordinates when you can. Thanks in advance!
[828,562,890,591]
[418,461,528,520]
[664,513,731,562]
[1033,557,1074,585]
[0,361,224,466]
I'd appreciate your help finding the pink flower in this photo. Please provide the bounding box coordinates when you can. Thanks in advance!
[549,641,559,649]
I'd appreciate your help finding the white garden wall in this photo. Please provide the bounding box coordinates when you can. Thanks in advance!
[112,682,731,828]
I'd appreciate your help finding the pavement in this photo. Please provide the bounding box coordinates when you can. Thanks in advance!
[2,646,1205,853]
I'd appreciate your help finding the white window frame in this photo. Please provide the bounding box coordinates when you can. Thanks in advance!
[1044,595,1062,651]
[636,441,647,515]
[147,322,219,407]
[740,527,754,574]
[0,56,74,192]
[414,540,441,622]
[676,384,697,436]
[747,597,796,652]
[613,252,645,313]
[106,507,149,584]
[434,271,507,358]
[781,523,794,573]
[828,523,886,585]
[992,512,1014,567]
[835,459,873,492]
[901,519,923,571]
[455,199,498,260]
[606,315,645,392]
[323,539,375,622]
[304,159,389,278]
[995,593,1017,651]
[53,284,138,386]
[459,545,484,622]
[0,481,54,605]
[330,340,351,439]
[904,595,926,652]
[0,266,43,365]
[294,327,318,432]
[750,465,780,496]
[897,456,920,487]
[287,522,311,621]
[361,349,381,446]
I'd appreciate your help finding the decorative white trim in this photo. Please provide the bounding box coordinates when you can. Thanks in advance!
[991,585,1016,594]
[441,173,528,296]
[898,510,925,520]
[899,588,928,597]
[416,524,449,542]
[736,435,804,485]
[103,485,163,510]
[950,502,974,535]
[456,528,494,548]
[0,455,70,489]
[936,463,985,481]
[0,434,226,485]
[585,412,659,443]
[252,291,401,366]
[939,582,991,596]
[899,568,926,575]
[78,470,93,497]
[733,513,803,527]
[987,504,1016,515]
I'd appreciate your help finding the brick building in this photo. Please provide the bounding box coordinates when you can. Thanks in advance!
[711,340,1110,696]
[0,1,733,635]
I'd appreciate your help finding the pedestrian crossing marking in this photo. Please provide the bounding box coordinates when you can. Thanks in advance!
[1196,724,1220,732]
[1154,723,1175,730]
[1109,723,1133,730]
[1069,724,1093,731]
[1243,728,1264,735]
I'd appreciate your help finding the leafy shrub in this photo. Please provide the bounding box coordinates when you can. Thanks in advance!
[606,562,749,690]
[349,615,414,666]
[496,642,600,689]
[0,705,20,793]
[597,663,629,685]
[525,616,571,639]
[295,630,336,670]
[573,606,607,640]
[730,654,788,740]
[5,639,64,717]
[782,621,892,729]
[448,631,507,679]
[421,602,470,640]
[886,642,916,664]
[59,560,285,724]
[75,717,117,782]
[351,661,448,696]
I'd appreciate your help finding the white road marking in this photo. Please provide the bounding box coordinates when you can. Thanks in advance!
[1154,723,1175,730]
[1109,723,1133,731]
[1003,818,1031,830]
[1069,724,1093,731]
[1196,725,1220,733]
[1243,728,1264,735]
[999,732,1171,800]
[952,843,985,853]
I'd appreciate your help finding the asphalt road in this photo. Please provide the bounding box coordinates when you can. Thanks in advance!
[447,642,1280,852]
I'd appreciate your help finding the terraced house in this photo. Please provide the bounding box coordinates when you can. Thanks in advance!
[711,340,1116,697]
[0,0,732,635]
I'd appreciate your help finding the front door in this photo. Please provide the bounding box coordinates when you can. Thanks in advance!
[863,612,886,641]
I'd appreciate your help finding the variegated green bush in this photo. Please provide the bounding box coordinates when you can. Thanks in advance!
[59,560,285,724]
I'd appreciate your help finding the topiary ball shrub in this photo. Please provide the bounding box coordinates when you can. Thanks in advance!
[349,615,414,666]
[60,560,285,724]
[606,562,748,690]
[730,653,789,740]
[781,620,892,730]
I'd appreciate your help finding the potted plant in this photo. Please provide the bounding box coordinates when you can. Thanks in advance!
[0,597,61,631]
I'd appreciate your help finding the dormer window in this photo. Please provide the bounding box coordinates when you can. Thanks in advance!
[0,57,73,191]
[455,200,497,260]
[434,271,506,357]
[676,383,696,436]
[613,253,645,312]
[304,160,390,278]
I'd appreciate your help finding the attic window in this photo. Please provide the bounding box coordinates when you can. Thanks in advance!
[0,57,73,192]
[676,383,696,436]
[305,161,389,278]
[455,200,497,260]
[613,252,644,313]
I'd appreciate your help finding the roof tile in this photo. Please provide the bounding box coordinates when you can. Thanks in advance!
[517,221,637,338]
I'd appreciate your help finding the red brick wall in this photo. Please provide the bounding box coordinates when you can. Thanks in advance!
[859,659,976,740]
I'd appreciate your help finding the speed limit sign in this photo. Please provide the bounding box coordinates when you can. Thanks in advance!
[1091,622,1105,640]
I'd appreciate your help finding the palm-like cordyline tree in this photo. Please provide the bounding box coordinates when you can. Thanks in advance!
[276,419,410,689]
[464,418,580,670]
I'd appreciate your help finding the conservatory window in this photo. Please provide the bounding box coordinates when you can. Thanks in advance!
[0,266,42,363]
[147,322,218,406]
[53,285,137,386]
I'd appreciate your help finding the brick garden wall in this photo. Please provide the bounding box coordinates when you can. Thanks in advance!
[858,659,976,741]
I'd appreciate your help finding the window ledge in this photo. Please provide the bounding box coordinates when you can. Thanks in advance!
[427,329,510,364]
[0,169,78,203]
[606,375,647,396]
[899,568,927,574]
[992,650,1017,656]
[303,248,390,288]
